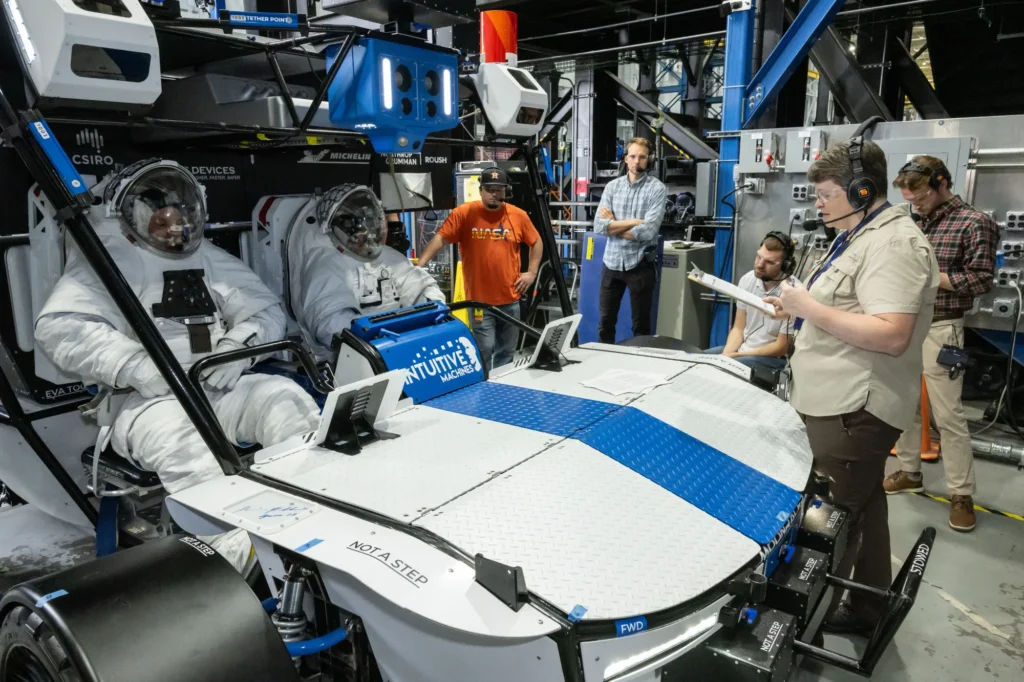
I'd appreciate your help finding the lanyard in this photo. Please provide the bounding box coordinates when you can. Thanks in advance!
[794,202,890,331]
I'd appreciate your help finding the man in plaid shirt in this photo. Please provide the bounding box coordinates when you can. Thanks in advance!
[884,155,999,532]
[592,137,667,343]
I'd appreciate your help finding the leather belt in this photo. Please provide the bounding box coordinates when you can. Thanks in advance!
[932,312,964,323]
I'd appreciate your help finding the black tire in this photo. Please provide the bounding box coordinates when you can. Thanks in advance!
[0,606,81,682]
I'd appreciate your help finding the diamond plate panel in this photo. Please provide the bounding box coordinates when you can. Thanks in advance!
[253,405,562,521]
[429,380,800,545]
[417,441,760,620]
[576,409,801,545]
[631,365,813,491]
[427,381,617,437]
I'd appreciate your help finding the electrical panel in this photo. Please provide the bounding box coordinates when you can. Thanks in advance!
[695,162,718,217]
[785,129,827,175]
[737,132,779,174]
[877,137,973,207]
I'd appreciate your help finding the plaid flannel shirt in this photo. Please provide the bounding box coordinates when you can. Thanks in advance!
[917,195,999,318]
[592,173,668,271]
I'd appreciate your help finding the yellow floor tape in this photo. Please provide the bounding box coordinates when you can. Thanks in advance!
[911,491,1024,522]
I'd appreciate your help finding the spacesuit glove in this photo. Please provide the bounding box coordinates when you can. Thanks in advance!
[201,339,251,392]
[118,353,171,399]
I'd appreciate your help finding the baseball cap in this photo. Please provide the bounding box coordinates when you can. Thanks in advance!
[479,167,510,188]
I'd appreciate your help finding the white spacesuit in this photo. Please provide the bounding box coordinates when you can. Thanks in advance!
[288,184,444,356]
[34,159,321,571]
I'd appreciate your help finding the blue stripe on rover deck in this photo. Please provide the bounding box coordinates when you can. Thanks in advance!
[428,382,800,545]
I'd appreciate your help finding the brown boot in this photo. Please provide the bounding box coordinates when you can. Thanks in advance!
[883,470,924,495]
[949,495,977,532]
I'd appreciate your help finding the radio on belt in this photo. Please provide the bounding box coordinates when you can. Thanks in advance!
[797,497,850,572]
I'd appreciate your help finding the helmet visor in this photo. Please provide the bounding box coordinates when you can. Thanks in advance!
[119,167,205,256]
[328,188,386,260]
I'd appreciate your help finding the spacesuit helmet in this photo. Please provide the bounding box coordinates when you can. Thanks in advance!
[103,159,207,258]
[316,184,387,261]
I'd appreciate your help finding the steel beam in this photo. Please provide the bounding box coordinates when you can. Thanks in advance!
[710,1,756,345]
[805,18,894,122]
[603,71,718,160]
[743,0,845,126]
[891,37,948,119]
[538,90,573,144]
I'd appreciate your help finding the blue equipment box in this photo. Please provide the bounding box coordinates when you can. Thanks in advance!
[578,233,664,344]
[327,37,458,154]
[351,303,484,403]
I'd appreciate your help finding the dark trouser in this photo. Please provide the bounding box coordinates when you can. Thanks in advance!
[598,263,656,344]
[802,408,902,622]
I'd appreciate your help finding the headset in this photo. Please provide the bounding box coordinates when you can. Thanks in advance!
[762,231,796,277]
[898,160,951,190]
[618,139,657,177]
[846,135,876,212]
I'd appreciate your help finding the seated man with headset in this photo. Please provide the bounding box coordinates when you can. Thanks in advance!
[705,231,799,371]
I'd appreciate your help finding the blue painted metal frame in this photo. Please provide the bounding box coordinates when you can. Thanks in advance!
[743,0,846,127]
[711,2,756,345]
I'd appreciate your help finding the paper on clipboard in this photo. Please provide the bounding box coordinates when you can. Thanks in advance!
[687,266,778,316]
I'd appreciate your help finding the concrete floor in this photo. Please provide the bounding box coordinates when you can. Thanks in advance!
[795,456,1024,681]
[0,503,94,592]
[2,457,1023,681]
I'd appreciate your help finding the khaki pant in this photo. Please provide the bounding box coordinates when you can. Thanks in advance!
[803,409,902,622]
[895,319,976,496]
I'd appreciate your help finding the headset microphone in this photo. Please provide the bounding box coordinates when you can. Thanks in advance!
[821,207,864,226]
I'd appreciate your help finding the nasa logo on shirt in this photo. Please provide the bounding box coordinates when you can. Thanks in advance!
[471,224,510,241]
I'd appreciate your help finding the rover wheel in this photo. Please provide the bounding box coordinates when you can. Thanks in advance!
[0,606,80,682]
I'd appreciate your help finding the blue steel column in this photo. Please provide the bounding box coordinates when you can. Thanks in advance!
[710,1,756,345]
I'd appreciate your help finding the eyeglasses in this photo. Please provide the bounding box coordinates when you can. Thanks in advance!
[814,187,846,203]
[754,253,780,266]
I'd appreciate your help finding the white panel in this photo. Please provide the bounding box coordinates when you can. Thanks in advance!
[320,566,564,682]
[6,246,34,352]
[630,364,813,491]
[252,405,562,521]
[0,411,99,527]
[417,440,759,621]
[580,597,727,682]
[168,475,560,640]
[495,348,690,403]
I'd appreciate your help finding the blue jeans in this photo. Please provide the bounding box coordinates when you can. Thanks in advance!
[705,345,787,372]
[471,302,521,374]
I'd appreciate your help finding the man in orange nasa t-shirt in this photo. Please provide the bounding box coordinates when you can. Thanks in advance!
[418,167,543,372]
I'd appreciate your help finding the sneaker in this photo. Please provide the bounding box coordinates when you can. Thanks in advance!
[949,495,977,532]
[883,470,924,495]
[821,603,875,637]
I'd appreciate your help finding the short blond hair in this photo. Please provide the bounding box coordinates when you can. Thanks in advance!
[625,137,652,156]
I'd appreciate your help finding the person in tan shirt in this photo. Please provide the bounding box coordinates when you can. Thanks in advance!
[765,138,939,638]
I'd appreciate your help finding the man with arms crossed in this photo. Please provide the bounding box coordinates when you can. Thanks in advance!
[592,137,668,343]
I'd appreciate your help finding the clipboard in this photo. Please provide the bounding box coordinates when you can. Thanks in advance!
[687,266,778,317]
